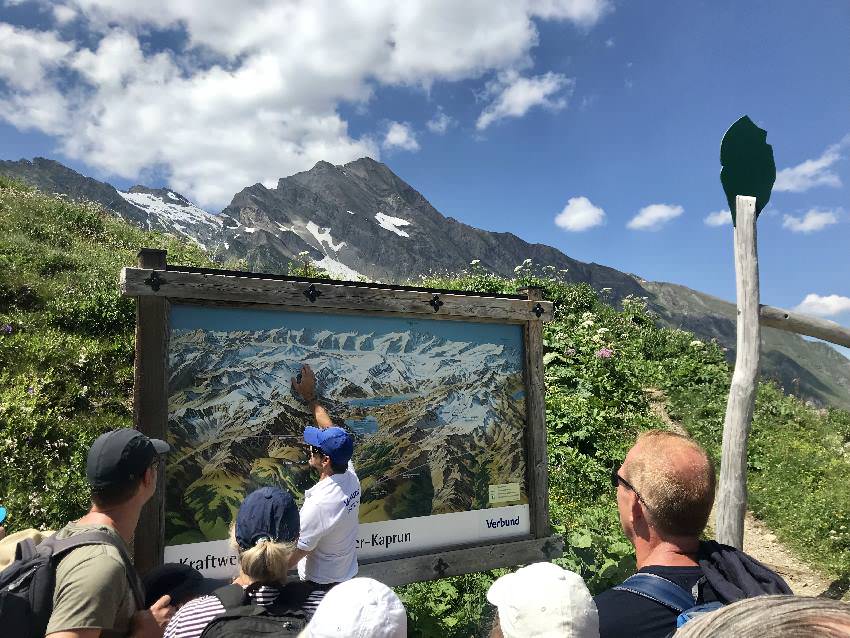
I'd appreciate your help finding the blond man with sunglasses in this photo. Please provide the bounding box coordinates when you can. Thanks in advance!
[594,430,790,638]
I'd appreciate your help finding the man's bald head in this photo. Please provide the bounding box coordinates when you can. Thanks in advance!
[622,430,716,537]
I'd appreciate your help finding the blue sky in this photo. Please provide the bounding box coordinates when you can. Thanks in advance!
[0,0,848,345]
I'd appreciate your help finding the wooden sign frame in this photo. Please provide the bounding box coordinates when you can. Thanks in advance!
[122,248,561,586]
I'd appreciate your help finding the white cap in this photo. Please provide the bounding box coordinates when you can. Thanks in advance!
[487,562,599,638]
[304,577,407,638]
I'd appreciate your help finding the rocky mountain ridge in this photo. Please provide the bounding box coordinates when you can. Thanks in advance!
[2,155,848,409]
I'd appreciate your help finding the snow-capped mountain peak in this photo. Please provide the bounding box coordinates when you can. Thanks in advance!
[117,186,223,250]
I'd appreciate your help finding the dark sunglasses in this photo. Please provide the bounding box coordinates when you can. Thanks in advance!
[610,465,652,510]
[309,445,327,458]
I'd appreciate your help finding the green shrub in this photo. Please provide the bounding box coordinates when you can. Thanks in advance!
[51,288,136,336]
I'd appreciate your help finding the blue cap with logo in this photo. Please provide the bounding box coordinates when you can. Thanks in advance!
[303,426,354,466]
[235,486,300,550]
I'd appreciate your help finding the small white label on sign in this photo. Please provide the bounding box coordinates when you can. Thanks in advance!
[488,483,521,504]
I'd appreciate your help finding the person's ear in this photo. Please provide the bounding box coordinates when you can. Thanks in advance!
[629,490,645,525]
[143,462,158,488]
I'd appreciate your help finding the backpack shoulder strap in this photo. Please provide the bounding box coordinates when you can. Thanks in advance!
[212,584,249,610]
[613,573,696,613]
[41,531,145,610]
[14,538,39,562]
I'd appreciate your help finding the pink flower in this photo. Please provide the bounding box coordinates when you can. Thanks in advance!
[596,347,614,359]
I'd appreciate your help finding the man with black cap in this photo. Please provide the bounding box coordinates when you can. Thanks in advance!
[46,428,174,638]
[288,364,360,608]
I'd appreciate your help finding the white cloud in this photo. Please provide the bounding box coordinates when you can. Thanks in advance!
[53,5,77,23]
[704,210,732,227]
[781,208,840,233]
[0,23,73,91]
[554,196,605,231]
[382,121,420,152]
[0,1,607,207]
[605,37,614,47]
[627,203,683,231]
[0,23,73,134]
[527,0,611,26]
[794,293,850,317]
[426,109,454,134]
[476,70,574,130]
[774,137,848,192]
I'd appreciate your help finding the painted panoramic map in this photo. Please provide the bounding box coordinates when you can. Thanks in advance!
[165,304,528,546]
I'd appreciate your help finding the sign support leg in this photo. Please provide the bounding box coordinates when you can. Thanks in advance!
[716,196,760,549]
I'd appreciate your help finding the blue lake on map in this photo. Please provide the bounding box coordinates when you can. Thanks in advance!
[345,416,380,435]
[345,393,420,408]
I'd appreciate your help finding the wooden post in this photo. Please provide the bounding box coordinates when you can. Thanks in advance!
[519,285,550,538]
[133,248,169,574]
[716,196,759,549]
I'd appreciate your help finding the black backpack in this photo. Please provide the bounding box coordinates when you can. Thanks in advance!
[0,530,144,638]
[200,583,308,638]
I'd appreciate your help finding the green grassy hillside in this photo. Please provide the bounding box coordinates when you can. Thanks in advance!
[0,177,216,527]
[1,183,847,637]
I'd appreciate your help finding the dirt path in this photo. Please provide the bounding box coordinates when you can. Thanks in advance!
[646,389,844,599]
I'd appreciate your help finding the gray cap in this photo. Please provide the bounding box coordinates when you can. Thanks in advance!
[86,429,169,489]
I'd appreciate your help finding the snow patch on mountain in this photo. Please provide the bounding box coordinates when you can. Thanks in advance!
[306,221,346,251]
[375,213,411,238]
[118,190,221,229]
[314,256,362,280]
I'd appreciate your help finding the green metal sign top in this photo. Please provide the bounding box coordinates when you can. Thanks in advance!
[720,115,776,225]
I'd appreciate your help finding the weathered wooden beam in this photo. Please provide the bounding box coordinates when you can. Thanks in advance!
[760,304,850,348]
[120,268,554,323]
[519,286,550,538]
[716,196,760,549]
[132,250,170,575]
[358,535,564,586]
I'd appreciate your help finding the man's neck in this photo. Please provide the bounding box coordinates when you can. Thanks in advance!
[77,505,141,546]
[317,468,336,482]
[635,538,700,570]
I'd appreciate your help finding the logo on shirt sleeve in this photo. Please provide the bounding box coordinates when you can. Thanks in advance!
[343,489,360,512]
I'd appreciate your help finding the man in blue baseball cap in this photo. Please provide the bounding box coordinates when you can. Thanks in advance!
[287,364,360,613]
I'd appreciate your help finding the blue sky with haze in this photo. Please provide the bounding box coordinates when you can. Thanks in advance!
[0,0,848,349]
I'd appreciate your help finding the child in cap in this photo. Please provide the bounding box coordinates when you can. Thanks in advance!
[487,562,599,638]
[164,486,323,638]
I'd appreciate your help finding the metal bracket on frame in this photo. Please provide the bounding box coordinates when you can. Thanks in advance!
[143,271,167,291]
[532,303,545,318]
[303,284,322,303]
[433,557,450,578]
[428,294,444,312]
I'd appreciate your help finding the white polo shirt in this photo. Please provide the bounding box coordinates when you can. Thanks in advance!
[297,462,361,584]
